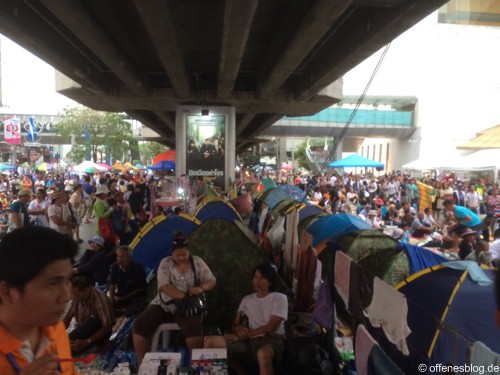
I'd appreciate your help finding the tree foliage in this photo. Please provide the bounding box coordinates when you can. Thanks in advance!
[294,139,308,169]
[55,107,133,163]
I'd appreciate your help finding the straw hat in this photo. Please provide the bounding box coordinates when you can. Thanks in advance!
[460,228,477,237]
[18,189,32,198]
[51,191,68,203]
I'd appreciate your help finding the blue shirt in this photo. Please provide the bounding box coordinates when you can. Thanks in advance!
[454,205,481,227]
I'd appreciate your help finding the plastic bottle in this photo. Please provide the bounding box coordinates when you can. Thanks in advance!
[157,359,167,375]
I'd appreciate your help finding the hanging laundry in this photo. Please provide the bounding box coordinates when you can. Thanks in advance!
[366,277,411,355]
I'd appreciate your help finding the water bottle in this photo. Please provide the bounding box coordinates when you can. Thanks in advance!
[157,359,167,375]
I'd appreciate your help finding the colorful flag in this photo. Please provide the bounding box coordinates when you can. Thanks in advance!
[3,117,21,145]
[417,180,434,211]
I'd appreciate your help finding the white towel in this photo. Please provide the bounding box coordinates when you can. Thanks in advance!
[366,277,411,356]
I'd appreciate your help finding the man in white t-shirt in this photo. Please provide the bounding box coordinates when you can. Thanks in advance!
[465,185,480,214]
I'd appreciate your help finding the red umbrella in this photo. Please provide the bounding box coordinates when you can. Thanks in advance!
[153,150,176,165]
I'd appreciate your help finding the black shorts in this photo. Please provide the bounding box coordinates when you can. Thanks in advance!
[133,304,203,339]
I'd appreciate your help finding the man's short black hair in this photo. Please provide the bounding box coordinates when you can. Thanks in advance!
[443,199,453,207]
[0,226,78,289]
[252,263,277,291]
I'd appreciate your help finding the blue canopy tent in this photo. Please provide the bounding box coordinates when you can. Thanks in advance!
[327,154,384,169]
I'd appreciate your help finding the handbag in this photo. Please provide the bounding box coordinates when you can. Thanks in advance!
[159,256,208,316]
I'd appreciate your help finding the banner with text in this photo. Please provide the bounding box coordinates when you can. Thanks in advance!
[3,117,21,145]
[186,114,225,187]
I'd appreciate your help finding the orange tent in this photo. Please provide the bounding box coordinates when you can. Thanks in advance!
[153,149,176,165]
[112,162,127,172]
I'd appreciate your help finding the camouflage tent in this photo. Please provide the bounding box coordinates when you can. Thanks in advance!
[187,219,268,332]
[337,230,408,286]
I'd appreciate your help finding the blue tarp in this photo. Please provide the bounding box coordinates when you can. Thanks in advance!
[396,243,448,274]
[327,154,384,168]
[149,160,176,171]
[306,213,373,246]
[279,184,307,202]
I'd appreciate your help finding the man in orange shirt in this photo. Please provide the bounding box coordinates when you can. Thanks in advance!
[0,226,79,374]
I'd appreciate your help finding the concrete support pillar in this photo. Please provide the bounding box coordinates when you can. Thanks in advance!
[332,138,343,161]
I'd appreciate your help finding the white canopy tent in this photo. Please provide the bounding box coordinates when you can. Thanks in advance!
[401,154,466,171]
[72,160,109,172]
[402,150,499,181]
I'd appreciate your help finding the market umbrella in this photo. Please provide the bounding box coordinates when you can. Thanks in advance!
[20,162,30,168]
[327,154,384,169]
[124,161,138,170]
[135,163,145,169]
[112,162,127,172]
[148,160,176,171]
[152,149,176,165]
[84,167,96,173]
[97,163,112,171]
[35,162,53,172]
[0,163,15,171]
[73,160,108,172]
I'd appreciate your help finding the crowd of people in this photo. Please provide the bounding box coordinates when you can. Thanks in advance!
[272,171,500,266]
[2,166,500,374]
[0,170,156,244]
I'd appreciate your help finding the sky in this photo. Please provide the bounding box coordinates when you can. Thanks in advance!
[0,35,77,115]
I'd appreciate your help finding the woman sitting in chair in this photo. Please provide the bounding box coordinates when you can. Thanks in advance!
[132,231,216,367]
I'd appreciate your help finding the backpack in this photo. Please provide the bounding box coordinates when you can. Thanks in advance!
[284,336,336,375]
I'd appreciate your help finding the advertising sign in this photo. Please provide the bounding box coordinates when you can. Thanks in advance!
[185,114,225,187]
[4,117,21,145]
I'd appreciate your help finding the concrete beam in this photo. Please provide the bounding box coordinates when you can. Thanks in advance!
[134,0,191,98]
[218,0,258,99]
[256,0,353,100]
[42,0,150,97]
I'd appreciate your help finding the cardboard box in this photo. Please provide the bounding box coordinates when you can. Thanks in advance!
[191,349,227,374]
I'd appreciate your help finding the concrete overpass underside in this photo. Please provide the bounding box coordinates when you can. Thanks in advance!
[0,0,446,152]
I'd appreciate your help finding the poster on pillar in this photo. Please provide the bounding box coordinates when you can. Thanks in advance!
[186,114,225,188]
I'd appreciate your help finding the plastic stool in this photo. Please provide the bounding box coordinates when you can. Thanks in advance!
[151,323,181,351]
